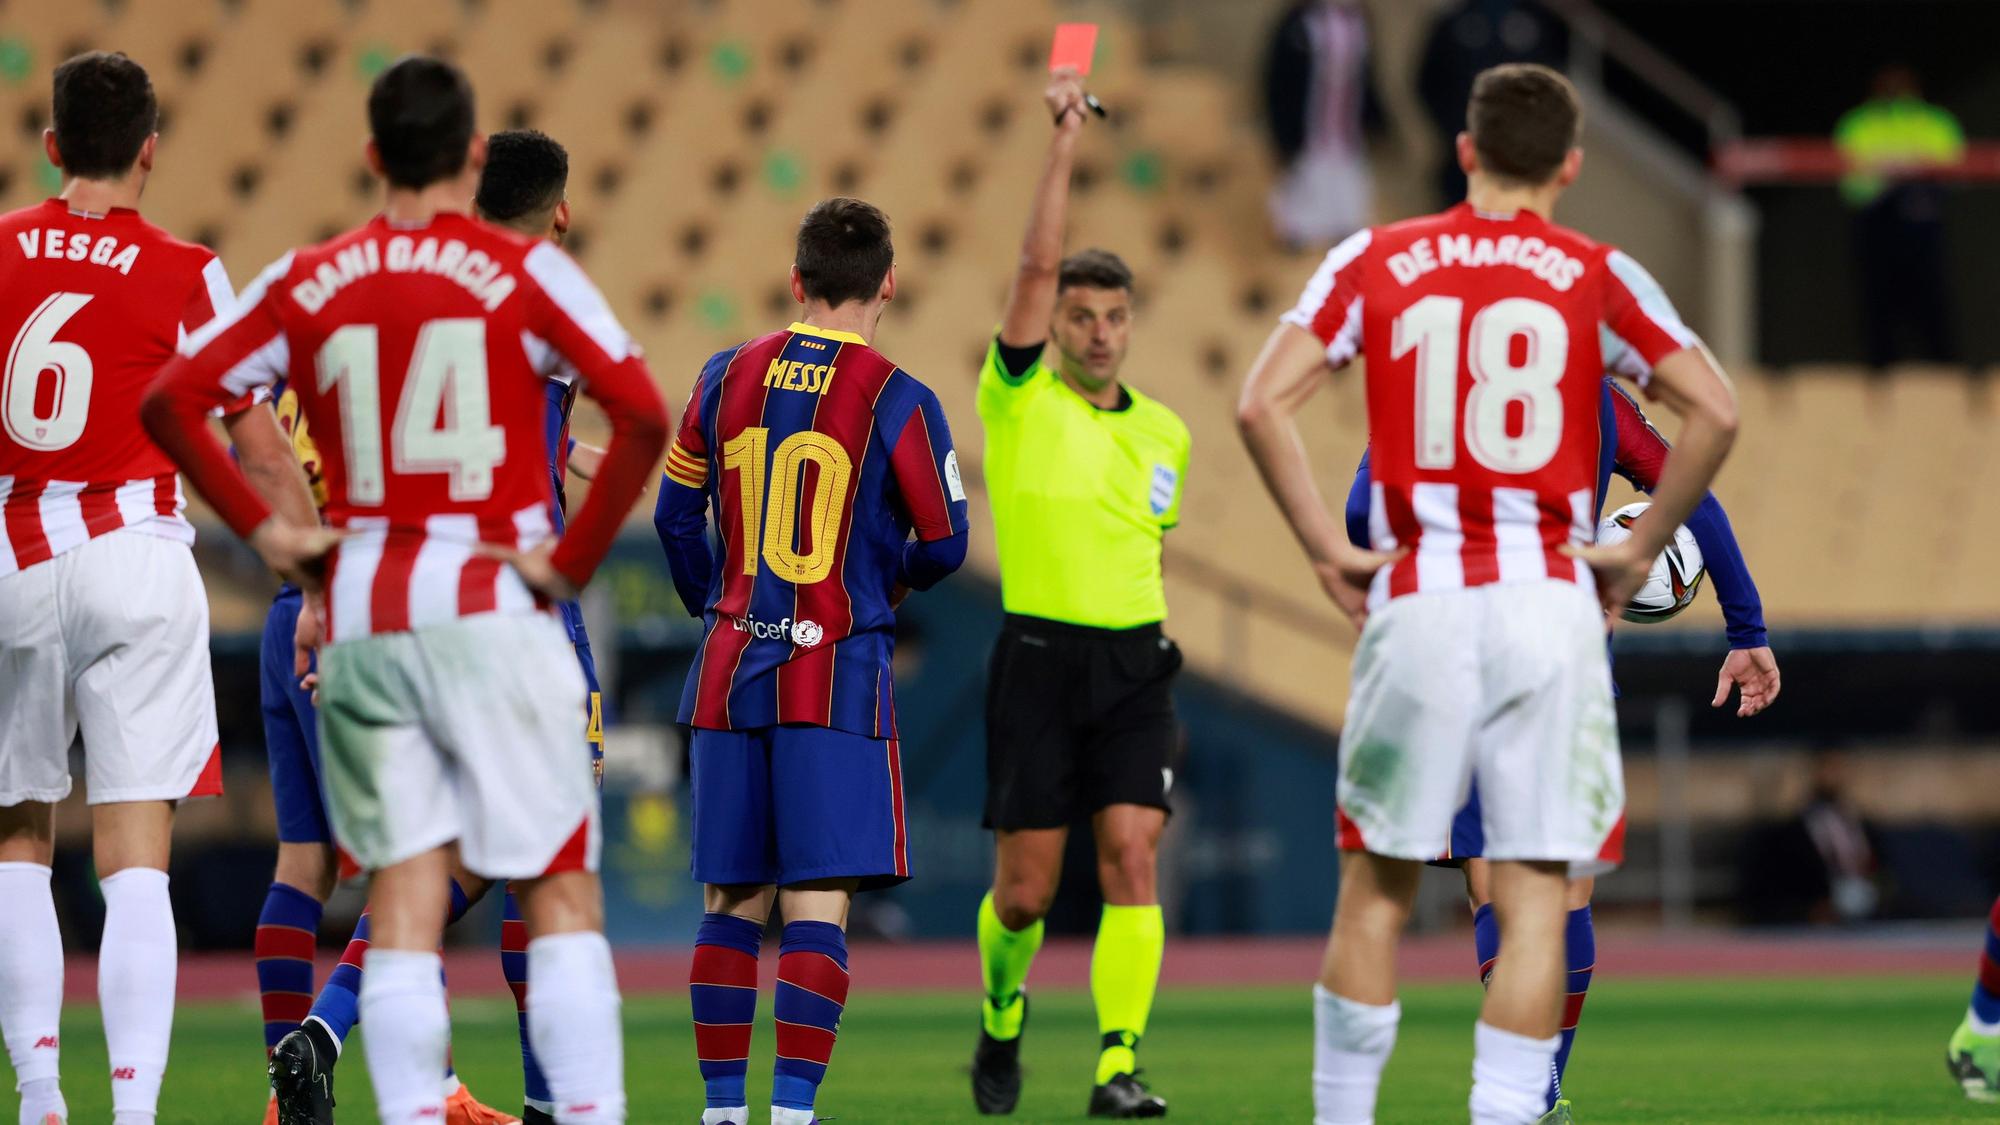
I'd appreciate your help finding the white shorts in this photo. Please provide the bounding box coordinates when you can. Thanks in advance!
[1336,580,1624,876]
[314,611,598,879]
[0,531,221,806]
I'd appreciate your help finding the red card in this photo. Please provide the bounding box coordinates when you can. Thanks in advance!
[1049,23,1099,76]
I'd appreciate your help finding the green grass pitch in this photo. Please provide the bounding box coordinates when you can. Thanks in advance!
[21,975,1987,1122]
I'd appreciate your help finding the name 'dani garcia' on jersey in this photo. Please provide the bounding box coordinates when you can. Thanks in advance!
[290,235,520,315]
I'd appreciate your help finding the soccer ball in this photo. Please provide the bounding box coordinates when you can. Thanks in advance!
[1594,501,1704,623]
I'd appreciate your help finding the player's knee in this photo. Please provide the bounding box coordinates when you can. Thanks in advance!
[993,876,1056,930]
[0,802,56,864]
[1565,875,1595,911]
[514,870,605,937]
[274,841,337,902]
[1097,835,1159,903]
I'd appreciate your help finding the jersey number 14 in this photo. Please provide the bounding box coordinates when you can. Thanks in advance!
[316,318,506,504]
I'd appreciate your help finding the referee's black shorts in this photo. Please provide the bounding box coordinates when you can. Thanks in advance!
[982,613,1183,831]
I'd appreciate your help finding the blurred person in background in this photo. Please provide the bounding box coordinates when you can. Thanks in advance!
[1835,64,1963,368]
[1737,749,1880,928]
[1417,0,1568,207]
[1261,0,1384,250]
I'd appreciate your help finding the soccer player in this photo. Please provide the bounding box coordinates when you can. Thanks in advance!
[1237,63,1739,1124]
[0,51,318,1125]
[968,68,1190,1119]
[474,126,608,1125]
[142,55,668,1125]
[1947,899,2000,1100]
[1343,376,1781,1121]
[653,196,969,1125]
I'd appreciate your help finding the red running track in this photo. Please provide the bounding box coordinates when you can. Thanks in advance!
[88,930,1976,1003]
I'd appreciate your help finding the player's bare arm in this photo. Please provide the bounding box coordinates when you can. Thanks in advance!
[567,439,605,480]
[996,67,1090,352]
[1571,346,1738,612]
[224,404,319,532]
[1237,322,1401,625]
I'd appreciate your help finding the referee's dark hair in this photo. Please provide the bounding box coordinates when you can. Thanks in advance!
[367,55,476,189]
[1058,248,1133,295]
[476,129,568,227]
[795,197,894,307]
[1467,63,1582,186]
[50,52,157,180]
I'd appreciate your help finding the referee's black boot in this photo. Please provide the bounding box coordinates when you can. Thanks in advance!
[1087,1072,1167,1118]
[972,993,1028,1113]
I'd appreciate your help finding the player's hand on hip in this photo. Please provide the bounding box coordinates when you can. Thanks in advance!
[1715,645,1781,717]
[248,519,344,594]
[1565,541,1652,618]
[480,538,581,604]
[1315,545,1402,629]
[1046,66,1089,129]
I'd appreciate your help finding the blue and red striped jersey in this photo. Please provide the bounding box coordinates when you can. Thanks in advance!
[655,322,969,739]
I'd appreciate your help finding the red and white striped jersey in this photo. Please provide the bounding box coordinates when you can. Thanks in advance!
[1283,203,1697,611]
[148,211,667,642]
[0,198,233,577]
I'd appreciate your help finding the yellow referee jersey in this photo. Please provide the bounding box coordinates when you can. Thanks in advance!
[977,336,1189,630]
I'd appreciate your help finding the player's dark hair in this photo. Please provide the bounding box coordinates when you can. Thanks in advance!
[367,55,476,190]
[475,129,568,228]
[795,197,894,307]
[1467,63,1582,186]
[1057,248,1133,295]
[50,52,157,180]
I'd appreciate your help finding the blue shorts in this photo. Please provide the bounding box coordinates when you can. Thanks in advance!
[689,725,910,891]
[260,587,331,845]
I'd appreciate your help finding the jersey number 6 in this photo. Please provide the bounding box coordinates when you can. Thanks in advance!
[721,426,854,584]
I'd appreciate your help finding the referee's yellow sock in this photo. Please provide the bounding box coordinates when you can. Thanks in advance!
[978,891,1042,1041]
[1092,903,1165,1085]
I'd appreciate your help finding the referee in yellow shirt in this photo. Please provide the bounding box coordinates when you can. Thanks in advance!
[970,68,1190,1120]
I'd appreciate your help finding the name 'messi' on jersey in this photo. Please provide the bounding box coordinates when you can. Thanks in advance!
[288,233,517,314]
[1384,229,1587,292]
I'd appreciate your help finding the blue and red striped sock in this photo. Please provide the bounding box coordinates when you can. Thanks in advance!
[1970,896,2000,1029]
[1471,901,1499,986]
[691,913,763,1110]
[307,909,368,1044]
[303,878,475,1053]
[255,882,323,1053]
[501,888,553,1110]
[772,920,849,1113]
[1551,905,1596,1107]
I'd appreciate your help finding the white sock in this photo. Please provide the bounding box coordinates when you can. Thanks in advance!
[98,868,174,1120]
[358,950,449,1123]
[770,1109,814,1125]
[20,1076,67,1125]
[527,932,625,1124]
[699,1110,748,1125]
[0,862,66,1115]
[1470,1020,1562,1125]
[1311,984,1399,1125]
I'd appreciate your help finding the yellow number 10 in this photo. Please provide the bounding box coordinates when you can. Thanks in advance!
[720,426,855,584]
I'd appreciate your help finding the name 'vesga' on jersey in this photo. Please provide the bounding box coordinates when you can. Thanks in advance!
[763,356,837,394]
[289,234,518,315]
[1387,231,1585,292]
[14,228,142,274]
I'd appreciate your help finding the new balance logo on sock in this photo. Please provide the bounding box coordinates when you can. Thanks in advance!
[110,1067,136,1080]
[33,1035,57,1049]
[564,1104,598,1113]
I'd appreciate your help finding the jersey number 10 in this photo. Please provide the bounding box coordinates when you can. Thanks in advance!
[1392,295,1570,475]
[721,426,854,585]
